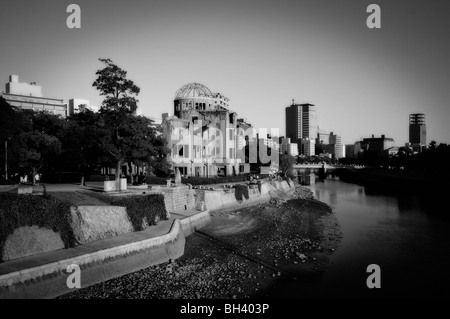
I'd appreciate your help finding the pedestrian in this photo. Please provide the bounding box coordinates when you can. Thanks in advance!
[35,173,40,186]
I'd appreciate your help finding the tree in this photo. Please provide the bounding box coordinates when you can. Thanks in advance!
[92,58,141,190]
[63,108,110,185]
[279,153,296,177]
[92,58,170,188]
[0,97,21,140]
[93,58,140,114]
[13,129,61,184]
[119,115,169,183]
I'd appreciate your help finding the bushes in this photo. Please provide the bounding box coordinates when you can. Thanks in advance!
[182,175,250,186]
[233,184,249,201]
[0,177,18,185]
[143,176,168,185]
[0,194,76,261]
[42,172,81,183]
[110,194,168,231]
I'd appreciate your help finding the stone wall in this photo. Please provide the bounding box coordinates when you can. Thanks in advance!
[2,226,65,261]
[161,186,196,213]
[70,206,134,244]
[198,180,294,212]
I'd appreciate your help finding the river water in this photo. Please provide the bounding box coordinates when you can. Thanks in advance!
[293,169,450,298]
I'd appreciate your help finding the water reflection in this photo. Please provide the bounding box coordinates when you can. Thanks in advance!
[293,169,450,298]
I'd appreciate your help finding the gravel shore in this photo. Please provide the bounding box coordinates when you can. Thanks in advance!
[60,182,342,299]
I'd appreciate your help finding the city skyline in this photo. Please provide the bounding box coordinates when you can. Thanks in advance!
[1,0,449,146]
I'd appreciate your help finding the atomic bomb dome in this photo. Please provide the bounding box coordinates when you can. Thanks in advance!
[174,83,212,99]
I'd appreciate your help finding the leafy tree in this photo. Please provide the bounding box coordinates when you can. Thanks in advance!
[92,58,170,188]
[92,58,141,189]
[0,97,21,140]
[2,108,64,184]
[93,58,140,114]
[146,125,172,178]
[63,108,110,184]
[12,129,61,184]
[119,115,169,183]
[279,153,296,177]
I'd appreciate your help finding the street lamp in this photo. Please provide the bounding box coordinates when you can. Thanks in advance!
[4,137,11,181]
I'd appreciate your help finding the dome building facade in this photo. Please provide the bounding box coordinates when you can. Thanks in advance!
[163,82,250,177]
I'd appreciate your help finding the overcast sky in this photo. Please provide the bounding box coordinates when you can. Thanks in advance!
[1,0,449,145]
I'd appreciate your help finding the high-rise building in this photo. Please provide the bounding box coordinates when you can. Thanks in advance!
[285,101,318,142]
[285,101,318,155]
[1,75,66,117]
[409,113,426,145]
[329,132,344,159]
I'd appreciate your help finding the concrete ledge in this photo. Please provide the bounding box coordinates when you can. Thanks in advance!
[17,186,33,194]
[179,210,212,236]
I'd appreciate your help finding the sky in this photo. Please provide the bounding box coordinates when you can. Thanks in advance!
[0,0,449,145]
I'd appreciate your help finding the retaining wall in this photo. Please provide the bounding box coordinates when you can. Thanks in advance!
[163,186,196,213]
[198,180,293,211]
[70,206,134,244]
[2,226,65,262]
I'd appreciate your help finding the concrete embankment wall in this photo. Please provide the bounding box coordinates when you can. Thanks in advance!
[199,180,294,212]
[145,185,196,216]
[162,186,196,213]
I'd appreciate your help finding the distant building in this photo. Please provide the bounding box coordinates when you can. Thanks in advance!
[236,118,253,151]
[409,113,426,145]
[1,75,66,117]
[409,113,426,153]
[354,141,363,156]
[315,129,344,159]
[301,138,315,157]
[329,132,344,159]
[261,134,279,152]
[361,134,395,152]
[68,98,99,115]
[280,137,299,157]
[316,127,330,145]
[385,147,399,156]
[285,101,318,154]
[345,144,356,158]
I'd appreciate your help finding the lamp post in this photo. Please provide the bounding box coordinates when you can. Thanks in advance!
[4,138,11,181]
[4,140,7,181]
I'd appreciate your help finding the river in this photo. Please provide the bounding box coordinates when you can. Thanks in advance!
[290,169,450,298]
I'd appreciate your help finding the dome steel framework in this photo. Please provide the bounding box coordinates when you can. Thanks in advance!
[174,83,212,99]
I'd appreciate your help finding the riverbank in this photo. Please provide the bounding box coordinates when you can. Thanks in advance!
[332,167,450,193]
[60,183,342,299]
